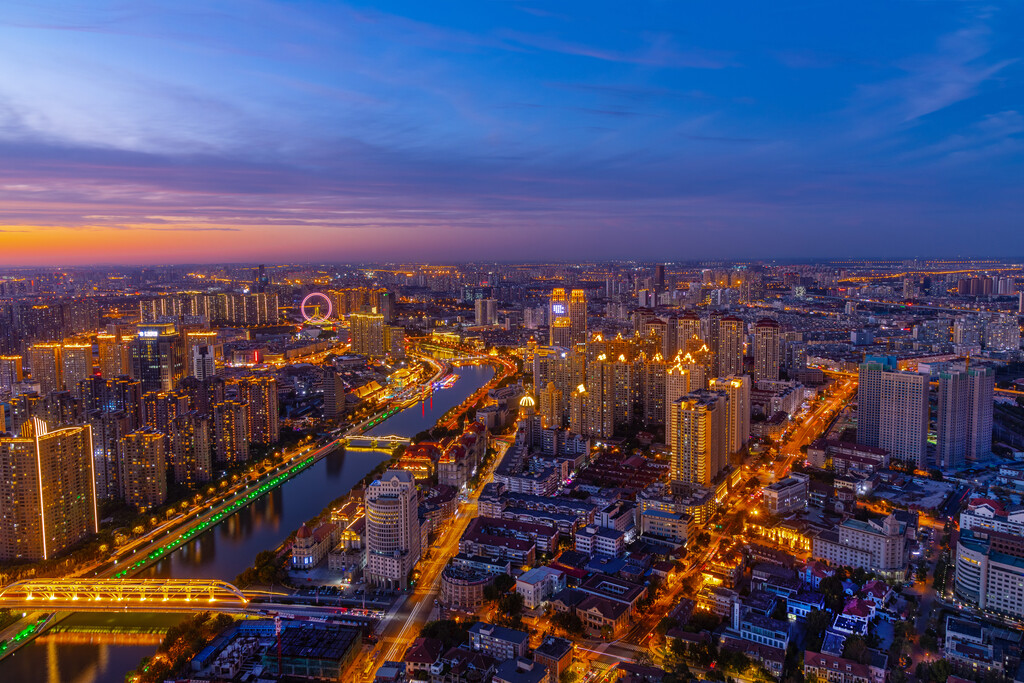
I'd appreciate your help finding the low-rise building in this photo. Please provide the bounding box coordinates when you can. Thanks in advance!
[574,525,626,557]
[493,657,548,683]
[762,472,809,515]
[577,595,630,638]
[640,509,691,544]
[697,586,738,617]
[440,554,510,611]
[533,637,573,683]
[803,650,885,683]
[811,514,907,579]
[468,622,529,661]
[291,522,340,569]
[516,566,567,609]
[943,615,1024,681]
[577,574,647,615]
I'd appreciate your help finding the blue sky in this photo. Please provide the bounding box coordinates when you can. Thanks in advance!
[0,1,1021,264]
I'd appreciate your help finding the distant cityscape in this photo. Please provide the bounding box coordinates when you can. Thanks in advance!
[0,260,1021,683]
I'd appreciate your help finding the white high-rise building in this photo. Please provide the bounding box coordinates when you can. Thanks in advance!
[191,345,217,380]
[967,366,994,461]
[936,365,994,469]
[858,356,929,470]
[937,371,969,470]
[365,469,421,589]
[880,371,929,470]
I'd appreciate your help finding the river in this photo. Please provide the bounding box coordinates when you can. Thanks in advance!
[0,363,495,683]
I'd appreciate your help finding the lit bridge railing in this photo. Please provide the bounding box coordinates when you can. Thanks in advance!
[343,434,410,447]
[0,579,250,612]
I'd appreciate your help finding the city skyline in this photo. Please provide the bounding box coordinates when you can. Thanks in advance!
[2,1,1023,264]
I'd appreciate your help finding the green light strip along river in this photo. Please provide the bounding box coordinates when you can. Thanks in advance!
[0,363,494,683]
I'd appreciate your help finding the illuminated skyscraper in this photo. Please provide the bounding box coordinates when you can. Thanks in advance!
[475,298,498,326]
[29,342,63,394]
[350,312,386,357]
[120,429,167,512]
[88,409,131,500]
[0,355,23,394]
[642,353,668,429]
[753,319,780,381]
[214,400,250,464]
[858,357,928,470]
[569,289,588,345]
[966,366,994,461]
[130,324,186,393]
[0,419,98,561]
[856,356,893,449]
[169,412,212,486]
[240,375,280,445]
[709,375,750,455]
[320,368,347,419]
[584,352,634,438]
[539,381,562,429]
[384,326,406,358]
[569,383,588,435]
[678,313,702,347]
[936,371,969,470]
[61,342,93,393]
[97,332,131,378]
[549,288,571,347]
[717,316,745,377]
[938,366,995,468]
[668,391,727,487]
[365,469,421,589]
[665,354,698,445]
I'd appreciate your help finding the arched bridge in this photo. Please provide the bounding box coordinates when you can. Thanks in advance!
[0,579,250,613]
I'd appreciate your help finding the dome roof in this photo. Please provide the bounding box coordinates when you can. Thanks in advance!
[520,395,536,407]
[296,523,312,539]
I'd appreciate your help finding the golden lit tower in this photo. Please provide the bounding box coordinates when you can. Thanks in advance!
[349,312,386,357]
[119,428,168,512]
[665,353,698,444]
[214,400,250,465]
[678,313,702,346]
[0,419,98,561]
[549,288,571,347]
[169,412,212,486]
[669,391,727,488]
[569,289,588,345]
[364,470,421,589]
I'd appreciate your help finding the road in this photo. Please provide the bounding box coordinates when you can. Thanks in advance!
[355,439,509,680]
[0,361,449,660]
[594,373,859,666]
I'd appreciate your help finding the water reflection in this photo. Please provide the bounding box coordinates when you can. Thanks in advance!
[0,363,497,683]
[2,640,155,683]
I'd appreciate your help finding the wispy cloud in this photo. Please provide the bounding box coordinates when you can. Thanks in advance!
[849,10,1015,130]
